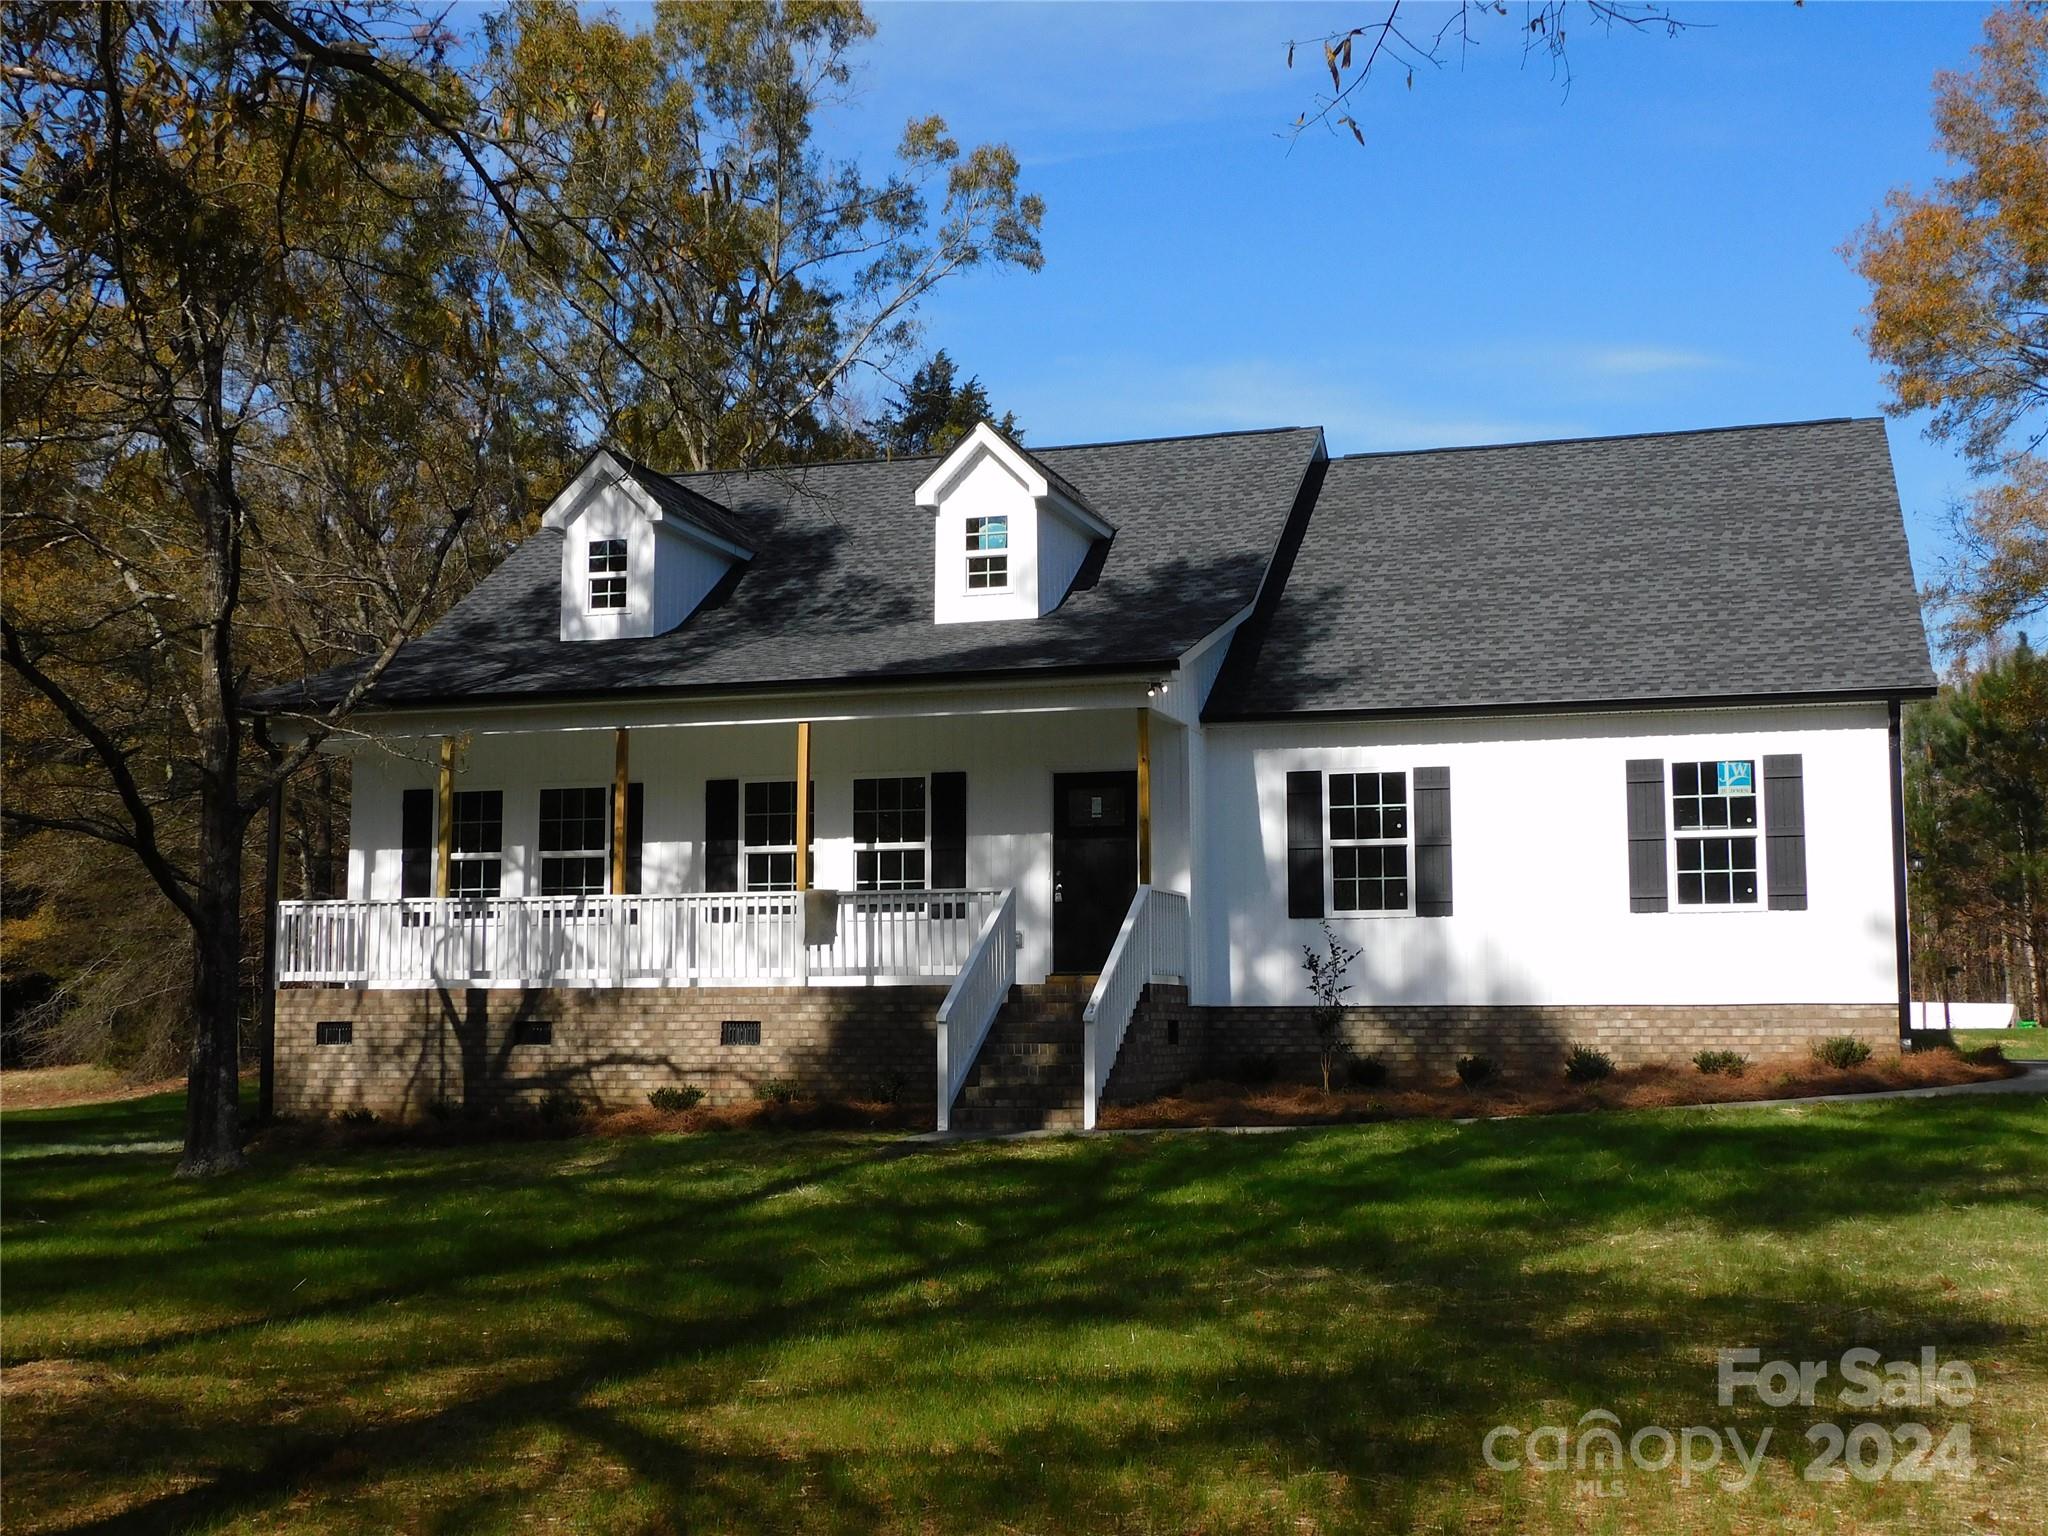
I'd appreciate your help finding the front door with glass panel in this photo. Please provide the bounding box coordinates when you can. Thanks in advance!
[1051,772,1138,974]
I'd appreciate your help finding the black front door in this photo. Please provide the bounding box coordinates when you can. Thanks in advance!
[1052,771,1139,974]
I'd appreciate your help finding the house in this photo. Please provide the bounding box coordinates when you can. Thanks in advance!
[257,416,1935,1130]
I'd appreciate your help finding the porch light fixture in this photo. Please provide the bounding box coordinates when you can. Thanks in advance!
[1146,679,1170,699]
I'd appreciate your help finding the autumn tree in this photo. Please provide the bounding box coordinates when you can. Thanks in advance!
[874,350,1020,456]
[2,3,562,1173]
[1854,1,2048,651]
[476,0,1044,471]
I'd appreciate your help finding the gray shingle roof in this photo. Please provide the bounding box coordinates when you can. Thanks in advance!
[1205,417,1935,719]
[263,426,1324,710]
[608,451,757,553]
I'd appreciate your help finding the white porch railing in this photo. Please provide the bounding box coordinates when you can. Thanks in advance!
[1081,886,1190,1129]
[276,890,1003,989]
[933,888,1017,1134]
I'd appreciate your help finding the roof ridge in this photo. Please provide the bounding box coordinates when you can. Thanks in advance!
[1332,416,1877,462]
[663,423,1321,481]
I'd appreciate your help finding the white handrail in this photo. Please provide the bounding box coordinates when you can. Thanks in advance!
[934,888,1017,1133]
[276,890,1002,988]
[1080,886,1190,1129]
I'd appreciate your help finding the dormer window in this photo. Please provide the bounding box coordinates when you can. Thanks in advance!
[966,516,1009,590]
[588,538,627,611]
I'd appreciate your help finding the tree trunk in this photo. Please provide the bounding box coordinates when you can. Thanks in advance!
[178,773,247,1176]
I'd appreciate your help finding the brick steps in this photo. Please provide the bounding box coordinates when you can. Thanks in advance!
[948,983,1091,1133]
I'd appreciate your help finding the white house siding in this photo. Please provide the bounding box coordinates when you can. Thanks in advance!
[1198,701,1898,1009]
[346,706,1169,985]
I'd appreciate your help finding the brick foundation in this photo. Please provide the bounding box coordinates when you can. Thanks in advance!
[277,986,1900,1120]
[1194,1003,1900,1086]
[274,986,944,1119]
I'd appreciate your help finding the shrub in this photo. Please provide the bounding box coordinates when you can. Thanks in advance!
[1693,1049,1748,1076]
[755,1077,800,1104]
[1455,1054,1496,1088]
[1811,1035,1874,1070]
[424,1097,457,1121]
[1346,1054,1389,1090]
[1564,1043,1614,1083]
[1232,1053,1279,1086]
[336,1106,376,1127]
[648,1084,704,1113]
[1300,921,1365,1093]
[536,1088,583,1123]
[870,1069,908,1106]
[1963,1043,2008,1067]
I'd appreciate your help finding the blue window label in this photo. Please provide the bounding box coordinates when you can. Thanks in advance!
[1716,761,1753,795]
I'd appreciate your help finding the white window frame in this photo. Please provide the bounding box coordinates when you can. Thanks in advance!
[588,537,627,612]
[447,788,504,899]
[1667,752,1765,912]
[965,515,1009,593]
[537,784,610,897]
[1325,768,1414,919]
[852,773,930,893]
[741,778,804,893]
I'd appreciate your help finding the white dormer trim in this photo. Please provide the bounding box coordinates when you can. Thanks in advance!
[542,451,749,642]
[542,451,753,563]
[918,423,1112,625]
[914,423,1115,540]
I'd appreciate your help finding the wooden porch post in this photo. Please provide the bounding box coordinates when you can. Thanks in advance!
[611,726,630,894]
[434,738,454,898]
[1136,707,1153,885]
[794,721,812,890]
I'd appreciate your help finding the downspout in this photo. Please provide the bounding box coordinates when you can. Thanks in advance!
[1888,699,1913,1051]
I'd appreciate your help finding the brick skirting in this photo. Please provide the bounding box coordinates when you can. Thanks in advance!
[277,987,1899,1119]
[274,986,945,1119]
[1191,1002,1900,1085]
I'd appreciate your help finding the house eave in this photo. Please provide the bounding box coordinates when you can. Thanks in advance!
[1202,684,1937,727]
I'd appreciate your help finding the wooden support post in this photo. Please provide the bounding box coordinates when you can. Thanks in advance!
[258,776,283,1122]
[794,720,812,891]
[1136,706,1153,886]
[434,738,454,898]
[612,726,630,894]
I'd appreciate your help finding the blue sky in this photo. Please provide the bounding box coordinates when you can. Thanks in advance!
[795,0,1995,591]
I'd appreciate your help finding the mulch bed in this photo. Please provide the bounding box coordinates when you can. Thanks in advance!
[1097,1048,2022,1130]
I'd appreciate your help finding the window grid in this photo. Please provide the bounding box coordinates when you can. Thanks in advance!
[966,516,1008,590]
[742,781,808,893]
[1672,760,1760,906]
[588,537,626,611]
[538,786,608,897]
[448,790,503,899]
[854,776,928,892]
[1329,770,1409,914]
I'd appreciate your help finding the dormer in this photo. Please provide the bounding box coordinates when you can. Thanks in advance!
[541,450,752,641]
[915,422,1114,624]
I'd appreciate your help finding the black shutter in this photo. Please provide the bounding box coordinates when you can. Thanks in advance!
[931,772,967,889]
[1414,766,1453,917]
[400,787,433,898]
[1286,770,1325,919]
[705,779,738,892]
[1626,759,1668,913]
[620,782,645,895]
[1764,754,1807,911]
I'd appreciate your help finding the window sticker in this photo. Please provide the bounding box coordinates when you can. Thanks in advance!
[1716,760,1753,796]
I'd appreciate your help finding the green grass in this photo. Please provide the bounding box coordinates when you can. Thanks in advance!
[4,1094,2045,1534]
[1955,1026,2048,1060]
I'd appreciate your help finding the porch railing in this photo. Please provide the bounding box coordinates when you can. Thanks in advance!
[276,890,1003,989]
[934,888,1017,1134]
[1080,887,1190,1129]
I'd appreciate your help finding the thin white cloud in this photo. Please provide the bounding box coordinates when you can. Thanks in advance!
[1582,346,1729,377]
[1022,358,1573,454]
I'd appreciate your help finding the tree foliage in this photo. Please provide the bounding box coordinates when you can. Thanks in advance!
[1,1,1041,1173]
[1853,2,2048,652]
[874,349,1019,456]
[1906,641,2048,1021]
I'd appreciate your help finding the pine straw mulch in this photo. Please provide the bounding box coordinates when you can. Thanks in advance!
[1096,1048,2022,1131]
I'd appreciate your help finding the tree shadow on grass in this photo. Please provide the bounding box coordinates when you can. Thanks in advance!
[6,1098,2045,1533]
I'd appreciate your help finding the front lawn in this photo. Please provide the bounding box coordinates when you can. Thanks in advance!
[1955,1026,2048,1061]
[4,1094,2044,1534]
